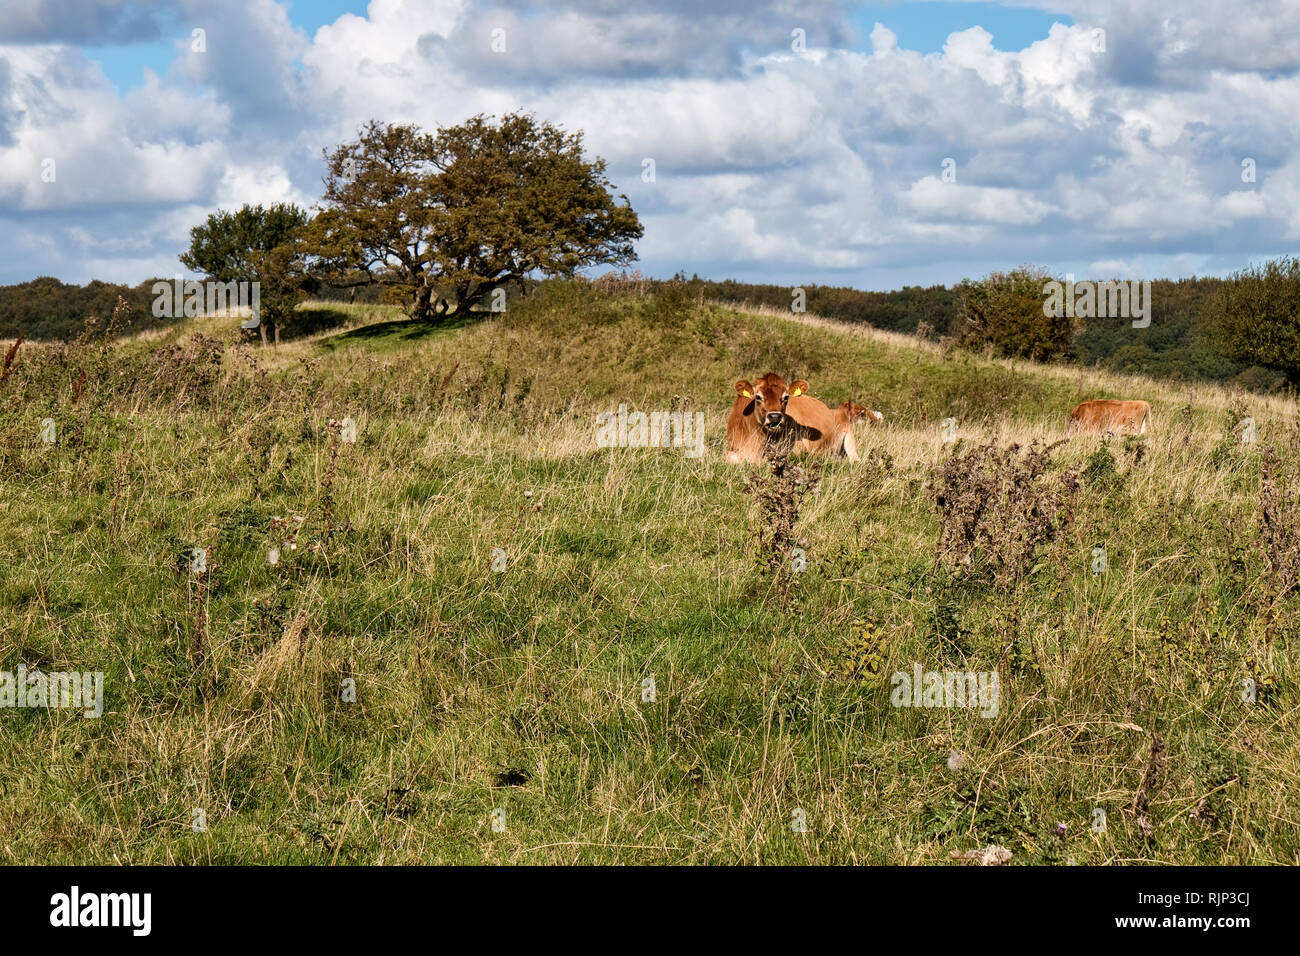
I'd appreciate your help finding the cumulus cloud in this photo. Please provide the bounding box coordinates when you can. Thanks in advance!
[0,0,169,45]
[429,0,853,83]
[0,0,1299,286]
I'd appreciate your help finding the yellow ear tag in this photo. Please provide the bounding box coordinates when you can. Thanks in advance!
[791,387,802,397]
[742,390,752,398]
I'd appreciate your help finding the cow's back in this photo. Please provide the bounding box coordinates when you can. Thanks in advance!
[1069,399,1149,434]
[788,394,856,458]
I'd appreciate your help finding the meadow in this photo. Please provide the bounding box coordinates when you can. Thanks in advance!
[0,279,1296,864]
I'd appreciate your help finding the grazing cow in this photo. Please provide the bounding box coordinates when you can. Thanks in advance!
[726,373,861,463]
[1067,399,1151,435]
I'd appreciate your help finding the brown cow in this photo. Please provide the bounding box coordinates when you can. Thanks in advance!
[820,401,884,462]
[837,401,884,427]
[1067,399,1151,435]
[726,373,861,463]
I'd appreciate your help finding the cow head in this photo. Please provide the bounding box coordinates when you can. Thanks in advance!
[735,373,808,435]
[841,401,869,423]
[841,401,884,425]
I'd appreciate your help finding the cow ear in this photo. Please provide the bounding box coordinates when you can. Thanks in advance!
[790,380,809,397]
[734,379,754,398]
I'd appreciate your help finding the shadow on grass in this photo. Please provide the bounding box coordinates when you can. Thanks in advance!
[285,307,363,339]
[315,312,478,351]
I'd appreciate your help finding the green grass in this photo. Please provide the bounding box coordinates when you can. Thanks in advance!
[0,280,1297,864]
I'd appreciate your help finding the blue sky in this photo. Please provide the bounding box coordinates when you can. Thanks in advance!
[83,0,373,91]
[849,2,1072,54]
[1,0,1297,289]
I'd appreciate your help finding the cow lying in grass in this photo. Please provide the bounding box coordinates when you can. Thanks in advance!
[837,400,884,427]
[726,373,877,463]
[1067,399,1151,435]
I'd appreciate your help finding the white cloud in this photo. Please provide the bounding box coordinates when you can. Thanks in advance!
[2,0,1300,287]
[902,177,1054,224]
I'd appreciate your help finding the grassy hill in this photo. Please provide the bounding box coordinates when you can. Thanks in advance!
[1,280,1297,864]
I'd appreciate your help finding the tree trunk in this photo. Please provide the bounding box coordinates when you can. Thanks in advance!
[452,283,478,316]
[411,280,433,323]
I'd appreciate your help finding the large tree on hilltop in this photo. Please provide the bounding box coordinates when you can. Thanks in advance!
[302,113,643,322]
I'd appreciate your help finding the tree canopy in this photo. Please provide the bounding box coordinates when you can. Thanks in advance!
[954,266,1077,362]
[180,203,310,282]
[179,203,315,343]
[302,113,643,321]
[1214,256,1300,386]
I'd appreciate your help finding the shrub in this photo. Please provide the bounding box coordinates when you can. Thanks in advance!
[952,266,1076,362]
[745,451,821,602]
[1258,444,1300,601]
[928,440,1080,587]
[1082,439,1122,492]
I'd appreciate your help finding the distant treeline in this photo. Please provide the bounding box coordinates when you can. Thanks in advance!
[0,277,173,341]
[670,274,1281,391]
[0,276,493,341]
[0,271,1283,391]
[0,276,393,340]
[681,277,958,336]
